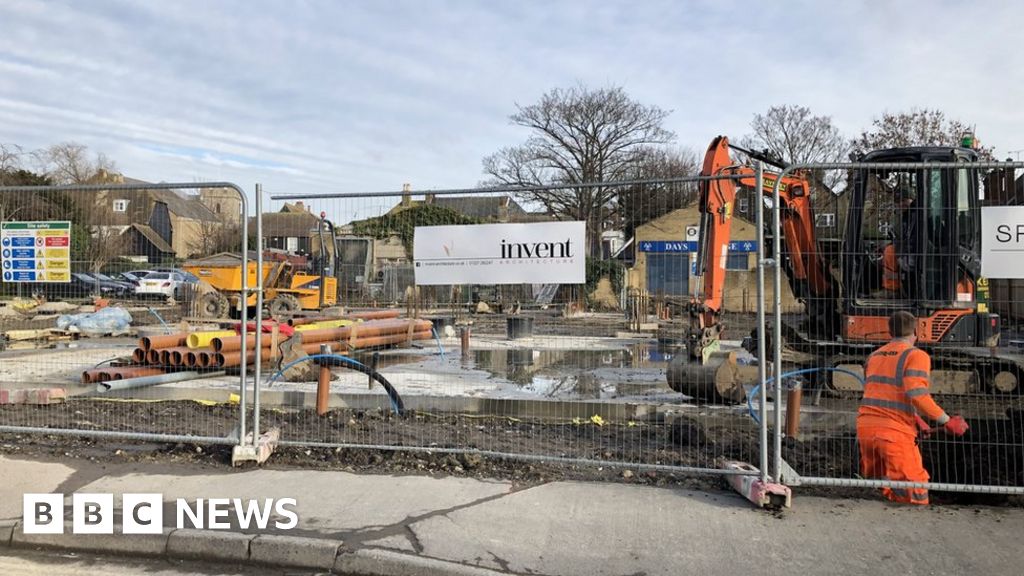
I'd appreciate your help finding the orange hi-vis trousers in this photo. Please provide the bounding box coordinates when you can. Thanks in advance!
[858,426,929,505]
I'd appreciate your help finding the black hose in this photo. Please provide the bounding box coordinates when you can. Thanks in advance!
[315,355,406,415]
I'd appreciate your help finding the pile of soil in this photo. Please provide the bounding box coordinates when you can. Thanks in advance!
[1,399,1020,505]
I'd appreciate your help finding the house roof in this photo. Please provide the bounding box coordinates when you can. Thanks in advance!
[148,189,219,222]
[131,224,174,253]
[430,196,528,219]
[252,211,321,238]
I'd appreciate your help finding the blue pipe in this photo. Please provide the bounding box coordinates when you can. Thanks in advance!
[747,367,865,424]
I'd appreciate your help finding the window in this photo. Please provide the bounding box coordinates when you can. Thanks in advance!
[725,253,749,270]
[113,199,128,212]
[815,213,836,228]
[956,164,975,250]
[737,198,749,213]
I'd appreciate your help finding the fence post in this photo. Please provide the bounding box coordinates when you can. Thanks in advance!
[754,161,769,484]
[253,183,264,442]
[771,165,785,482]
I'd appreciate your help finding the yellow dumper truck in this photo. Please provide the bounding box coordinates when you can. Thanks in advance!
[183,251,338,319]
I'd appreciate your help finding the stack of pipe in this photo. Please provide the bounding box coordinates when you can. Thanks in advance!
[209,318,433,368]
[83,314,432,382]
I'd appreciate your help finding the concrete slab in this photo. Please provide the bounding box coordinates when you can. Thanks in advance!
[335,548,509,576]
[0,457,76,520]
[78,468,511,533]
[365,533,418,553]
[409,481,1024,576]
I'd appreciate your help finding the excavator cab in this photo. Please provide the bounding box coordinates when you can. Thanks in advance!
[843,147,997,346]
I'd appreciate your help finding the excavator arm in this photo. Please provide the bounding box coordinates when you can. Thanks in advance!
[687,136,834,360]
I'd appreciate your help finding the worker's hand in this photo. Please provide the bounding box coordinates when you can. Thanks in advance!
[914,414,933,438]
[943,415,969,437]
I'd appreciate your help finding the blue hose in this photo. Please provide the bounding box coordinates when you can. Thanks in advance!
[266,353,402,415]
[147,307,169,330]
[747,367,865,424]
[431,327,446,361]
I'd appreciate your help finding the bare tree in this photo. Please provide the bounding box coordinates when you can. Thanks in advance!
[854,108,994,159]
[739,105,850,191]
[483,85,675,256]
[191,217,242,257]
[617,147,700,239]
[0,144,53,222]
[38,142,116,185]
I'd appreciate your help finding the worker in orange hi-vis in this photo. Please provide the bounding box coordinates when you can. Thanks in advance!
[857,311,970,504]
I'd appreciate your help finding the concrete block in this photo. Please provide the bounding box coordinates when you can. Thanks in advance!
[335,549,509,576]
[166,528,253,562]
[0,390,27,405]
[12,525,170,556]
[0,388,66,405]
[249,534,342,570]
[0,521,16,547]
[27,388,67,404]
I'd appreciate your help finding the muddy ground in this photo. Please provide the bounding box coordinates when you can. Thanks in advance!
[1,399,1021,506]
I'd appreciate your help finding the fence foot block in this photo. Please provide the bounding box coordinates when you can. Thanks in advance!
[722,461,792,509]
[231,427,280,466]
[0,388,67,405]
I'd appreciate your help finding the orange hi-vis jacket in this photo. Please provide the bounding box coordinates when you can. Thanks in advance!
[858,339,949,436]
[882,244,900,291]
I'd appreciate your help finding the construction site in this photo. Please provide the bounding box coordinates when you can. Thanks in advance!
[1,135,1023,510]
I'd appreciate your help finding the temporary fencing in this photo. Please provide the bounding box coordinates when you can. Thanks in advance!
[258,172,776,480]
[764,157,1024,497]
[2,161,1022,501]
[0,181,252,444]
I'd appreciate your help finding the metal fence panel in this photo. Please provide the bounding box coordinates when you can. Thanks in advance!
[254,174,777,478]
[765,159,1024,497]
[0,181,250,445]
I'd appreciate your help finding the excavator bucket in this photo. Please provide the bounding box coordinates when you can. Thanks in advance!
[667,350,745,403]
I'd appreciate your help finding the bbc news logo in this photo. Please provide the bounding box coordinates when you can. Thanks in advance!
[23,494,298,534]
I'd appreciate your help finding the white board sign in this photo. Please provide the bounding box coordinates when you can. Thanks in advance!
[982,206,1024,278]
[414,221,585,285]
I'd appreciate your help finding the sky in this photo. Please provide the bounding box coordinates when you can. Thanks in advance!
[1,0,1022,217]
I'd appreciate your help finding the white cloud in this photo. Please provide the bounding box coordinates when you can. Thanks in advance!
[0,0,1021,211]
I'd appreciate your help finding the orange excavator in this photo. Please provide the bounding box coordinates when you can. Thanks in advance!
[668,135,1023,401]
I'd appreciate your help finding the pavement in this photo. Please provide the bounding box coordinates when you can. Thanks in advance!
[1,455,1024,575]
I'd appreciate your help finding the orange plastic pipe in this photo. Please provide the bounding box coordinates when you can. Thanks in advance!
[140,333,188,351]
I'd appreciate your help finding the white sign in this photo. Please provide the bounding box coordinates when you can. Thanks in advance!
[982,207,1024,278]
[685,225,700,241]
[414,221,585,285]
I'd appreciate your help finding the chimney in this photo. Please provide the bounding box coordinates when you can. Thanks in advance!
[500,196,510,208]
[295,201,304,211]
[401,183,412,207]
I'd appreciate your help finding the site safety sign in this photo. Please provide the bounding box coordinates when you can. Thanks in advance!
[0,221,72,283]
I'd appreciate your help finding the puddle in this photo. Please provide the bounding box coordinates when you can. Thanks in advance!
[468,344,679,400]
